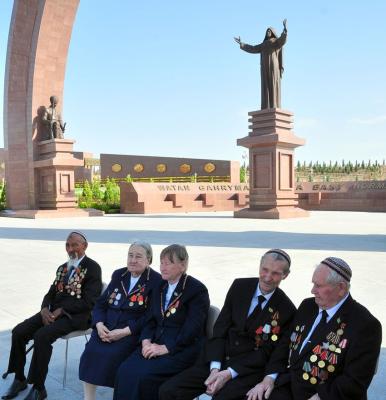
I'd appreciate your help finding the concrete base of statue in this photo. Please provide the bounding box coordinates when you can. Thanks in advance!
[234,108,309,219]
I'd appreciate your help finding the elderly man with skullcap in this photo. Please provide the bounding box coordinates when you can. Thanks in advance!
[159,249,296,400]
[2,232,102,400]
[247,257,382,400]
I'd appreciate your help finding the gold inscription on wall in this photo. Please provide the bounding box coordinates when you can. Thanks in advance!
[179,164,191,174]
[133,163,144,173]
[111,163,122,173]
[156,163,167,173]
[204,162,216,173]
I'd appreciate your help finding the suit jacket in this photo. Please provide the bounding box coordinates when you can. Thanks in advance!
[205,278,296,377]
[92,267,162,335]
[266,295,382,400]
[41,255,102,329]
[140,274,210,356]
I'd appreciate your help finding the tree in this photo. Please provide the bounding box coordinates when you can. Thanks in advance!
[82,180,93,206]
[104,178,120,206]
[91,179,103,201]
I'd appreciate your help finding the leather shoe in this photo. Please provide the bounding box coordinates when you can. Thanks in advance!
[23,388,47,400]
[1,378,28,399]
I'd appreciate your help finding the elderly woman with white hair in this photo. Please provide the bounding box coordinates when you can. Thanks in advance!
[113,244,210,400]
[79,241,162,400]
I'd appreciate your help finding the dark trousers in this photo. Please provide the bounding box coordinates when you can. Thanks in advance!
[159,361,262,400]
[268,384,293,400]
[114,348,197,400]
[7,312,74,388]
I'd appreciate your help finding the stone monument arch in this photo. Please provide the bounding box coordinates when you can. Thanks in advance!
[4,0,80,212]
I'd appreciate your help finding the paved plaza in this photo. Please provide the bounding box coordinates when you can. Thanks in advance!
[0,211,384,399]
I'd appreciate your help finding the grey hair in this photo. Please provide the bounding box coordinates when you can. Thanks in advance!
[260,252,290,274]
[160,244,189,272]
[315,264,350,291]
[130,241,153,264]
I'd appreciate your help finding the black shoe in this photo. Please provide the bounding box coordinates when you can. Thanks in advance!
[1,378,28,399]
[23,388,47,400]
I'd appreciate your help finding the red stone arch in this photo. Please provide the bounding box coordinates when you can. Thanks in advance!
[4,0,79,209]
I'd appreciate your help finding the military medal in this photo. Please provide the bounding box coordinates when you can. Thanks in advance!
[327,365,335,372]
[310,377,317,385]
[271,334,278,341]
[303,372,309,380]
[318,360,325,368]
[303,362,311,372]
[310,355,317,362]
[170,308,176,314]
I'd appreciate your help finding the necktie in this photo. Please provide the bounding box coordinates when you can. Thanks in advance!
[308,310,329,343]
[247,295,266,322]
[64,266,74,284]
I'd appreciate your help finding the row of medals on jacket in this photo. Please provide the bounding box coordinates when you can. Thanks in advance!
[289,318,348,385]
[108,284,145,307]
[254,309,280,347]
[55,266,86,299]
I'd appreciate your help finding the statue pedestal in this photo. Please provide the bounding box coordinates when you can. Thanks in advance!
[234,108,309,219]
[33,139,83,209]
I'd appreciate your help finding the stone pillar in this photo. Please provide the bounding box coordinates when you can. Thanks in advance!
[34,139,82,209]
[234,108,309,219]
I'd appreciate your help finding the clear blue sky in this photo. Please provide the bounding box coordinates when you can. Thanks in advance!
[1,0,385,164]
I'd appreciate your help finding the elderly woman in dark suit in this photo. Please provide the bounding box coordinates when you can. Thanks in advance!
[113,244,210,400]
[79,241,161,400]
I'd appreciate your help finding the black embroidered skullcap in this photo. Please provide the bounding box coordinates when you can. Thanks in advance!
[265,249,291,267]
[68,231,88,243]
[321,257,352,282]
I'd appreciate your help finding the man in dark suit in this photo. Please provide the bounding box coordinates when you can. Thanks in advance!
[247,257,382,400]
[2,231,102,400]
[159,249,296,400]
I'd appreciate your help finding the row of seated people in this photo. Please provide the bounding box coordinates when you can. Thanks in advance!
[1,231,381,400]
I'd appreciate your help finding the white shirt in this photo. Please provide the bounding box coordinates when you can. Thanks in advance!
[165,282,178,310]
[128,275,140,293]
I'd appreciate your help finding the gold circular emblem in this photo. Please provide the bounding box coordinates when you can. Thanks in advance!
[335,347,342,353]
[271,334,278,341]
[171,308,176,314]
[302,373,309,381]
[329,344,336,352]
[309,377,317,385]
[327,365,335,373]
[133,163,144,173]
[318,360,325,368]
[156,163,167,173]
[337,329,344,336]
[310,355,317,362]
[166,311,170,317]
[111,163,122,173]
[179,163,191,174]
[204,162,216,173]
[271,320,278,327]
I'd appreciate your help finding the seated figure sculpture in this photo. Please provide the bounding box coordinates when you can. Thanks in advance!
[41,95,66,140]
